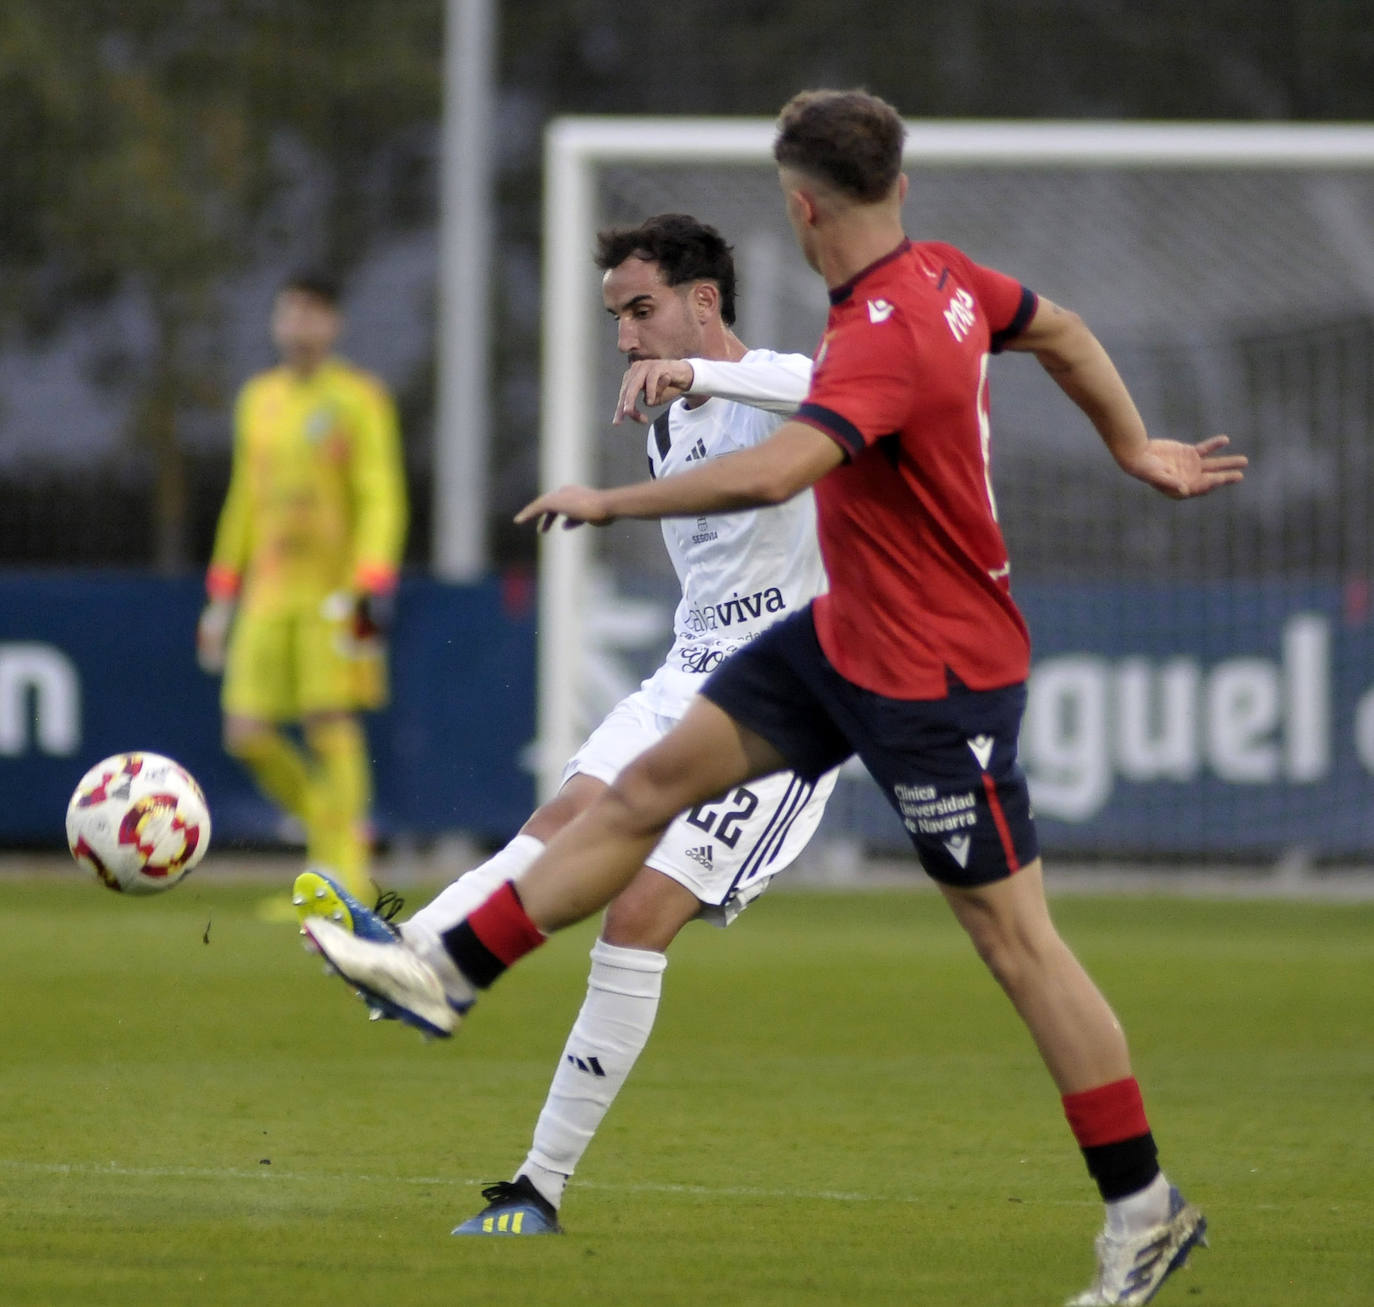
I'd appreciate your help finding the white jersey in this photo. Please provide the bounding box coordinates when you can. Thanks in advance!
[637,348,824,718]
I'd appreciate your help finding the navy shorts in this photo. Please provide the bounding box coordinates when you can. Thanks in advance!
[701,607,1039,887]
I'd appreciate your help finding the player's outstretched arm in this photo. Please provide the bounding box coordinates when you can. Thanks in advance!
[1006,295,1247,499]
[613,353,813,423]
[516,420,843,532]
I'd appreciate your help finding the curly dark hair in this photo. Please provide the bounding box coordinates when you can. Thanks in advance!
[773,89,905,203]
[593,214,737,326]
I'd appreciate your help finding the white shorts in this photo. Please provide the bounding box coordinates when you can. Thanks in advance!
[562,691,837,926]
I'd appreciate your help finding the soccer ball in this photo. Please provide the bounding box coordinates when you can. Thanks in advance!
[66,752,211,894]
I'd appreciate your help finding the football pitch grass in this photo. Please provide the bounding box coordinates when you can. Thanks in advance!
[0,871,1370,1306]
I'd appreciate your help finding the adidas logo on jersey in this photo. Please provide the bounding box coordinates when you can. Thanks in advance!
[867,298,894,324]
[685,845,714,869]
[684,437,708,462]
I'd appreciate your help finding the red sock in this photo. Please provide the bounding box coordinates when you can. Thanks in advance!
[441,881,546,988]
[1063,1078,1159,1201]
[1063,1077,1150,1147]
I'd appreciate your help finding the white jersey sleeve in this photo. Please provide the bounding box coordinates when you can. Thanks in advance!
[684,351,813,414]
[638,349,827,719]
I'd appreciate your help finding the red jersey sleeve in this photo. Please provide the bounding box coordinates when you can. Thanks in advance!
[925,241,1037,353]
[795,314,919,459]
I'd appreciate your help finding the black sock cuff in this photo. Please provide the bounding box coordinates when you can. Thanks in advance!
[1082,1131,1160,1202]
[441,920,504,989]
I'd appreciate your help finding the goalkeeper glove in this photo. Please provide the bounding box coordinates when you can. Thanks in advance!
[323,589,395,652]
[196,599,235,674]
[352,590,395,643]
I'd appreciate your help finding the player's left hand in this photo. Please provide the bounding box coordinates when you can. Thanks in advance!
[514,485,616,532]
[352,591,395,642]
[1123,434,1248,499]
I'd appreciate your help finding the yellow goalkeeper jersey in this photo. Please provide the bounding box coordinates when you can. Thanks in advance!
[207,358,407,616]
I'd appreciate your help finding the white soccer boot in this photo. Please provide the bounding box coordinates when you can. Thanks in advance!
[1065,1186,1207,1306]
[300,915,473,1039]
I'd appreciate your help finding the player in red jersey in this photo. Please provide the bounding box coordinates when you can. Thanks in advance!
[301,90,1245,1305]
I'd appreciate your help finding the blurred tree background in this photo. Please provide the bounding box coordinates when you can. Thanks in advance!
[1,0,1372,573]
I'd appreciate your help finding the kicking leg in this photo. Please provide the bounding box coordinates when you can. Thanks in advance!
[436,697,781,1005]
[302,775,611,949]
[403,773,610,942]
[515,696,784,931]
[299,699,785,1031]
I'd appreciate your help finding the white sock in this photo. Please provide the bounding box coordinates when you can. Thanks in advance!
[399,834,545,1001]
[1106,1170,1172,1237]
[519,939,667,1209]
[405,833,544,935]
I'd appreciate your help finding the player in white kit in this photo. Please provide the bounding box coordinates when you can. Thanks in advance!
[295,213,834,1234]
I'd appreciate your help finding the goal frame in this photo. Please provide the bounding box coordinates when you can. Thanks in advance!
[536,116,1374,802]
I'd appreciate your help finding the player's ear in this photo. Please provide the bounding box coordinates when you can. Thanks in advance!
[692,280,718,321]
[897,172,909,203]
[787,185,817,229]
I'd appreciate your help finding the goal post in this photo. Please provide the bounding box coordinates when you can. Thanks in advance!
[538,116,1374,868]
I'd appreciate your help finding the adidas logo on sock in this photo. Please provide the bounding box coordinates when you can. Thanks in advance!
[566,1053,606,1077]
[684,438,707,462]
[685,845,714,869]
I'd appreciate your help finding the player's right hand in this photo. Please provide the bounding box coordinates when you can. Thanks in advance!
[1122,434,1248,499]
[514,485,616,532]
[195,599,234,674]
[613,359,695,424]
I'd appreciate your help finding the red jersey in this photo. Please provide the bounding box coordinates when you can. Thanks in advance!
[795,239,1038,699]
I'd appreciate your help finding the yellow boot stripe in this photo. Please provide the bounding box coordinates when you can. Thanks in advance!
[479,1209,529,1234]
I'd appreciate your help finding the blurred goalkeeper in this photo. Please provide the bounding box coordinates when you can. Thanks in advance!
[197,272,407,902]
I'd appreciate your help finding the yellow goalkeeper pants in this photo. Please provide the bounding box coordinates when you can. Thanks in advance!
[302,714,373,898]
[226,716,373,899]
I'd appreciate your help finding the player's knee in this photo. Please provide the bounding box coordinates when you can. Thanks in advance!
[303,712,362,752]
[959,908,1061,995]
[969,931,1024,993]
[600,896,663,949]
[523,775,605,840]
[603,764,687,840]
[601,872,698,951]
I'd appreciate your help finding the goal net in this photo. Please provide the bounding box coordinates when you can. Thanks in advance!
[539,118,1374,872]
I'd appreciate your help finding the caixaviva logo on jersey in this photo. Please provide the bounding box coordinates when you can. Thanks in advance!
[685,587,787,633]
